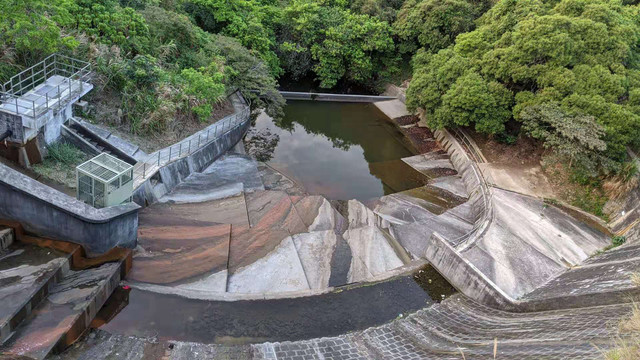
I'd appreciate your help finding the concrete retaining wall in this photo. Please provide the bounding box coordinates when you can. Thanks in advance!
[433,128,491,248]
[425,233,517,309]
[132,117,251,207]
[0,163,139,256]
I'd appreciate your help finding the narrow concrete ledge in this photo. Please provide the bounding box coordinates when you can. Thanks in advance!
[278,91,396,102]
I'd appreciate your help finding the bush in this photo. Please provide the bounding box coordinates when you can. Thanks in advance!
[407,0,640,179]
[47,142,86,165]
[612,236,627,247]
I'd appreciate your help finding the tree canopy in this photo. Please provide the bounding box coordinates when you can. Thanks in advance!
[407,0,640,175]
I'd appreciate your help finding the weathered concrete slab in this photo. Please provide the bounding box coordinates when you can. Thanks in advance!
[227,237,310,293]
[327,234,353,287]
[143,195,249,226]
[523,242,640,302]
[292,231,338,289]
[290,195,347,234]
[344,226,405,282]
[174,270,228,293]
[390,216,474,258]
[373,99,410,119]
[257,163,306,195]
[159,182,244,204]
[479,163,556,199]
[1,263,120,360]
[428,175,469,199]
[130,217,231,284]
[401,153,456,176]
[201,154,265,192]
[0,244,69,342]
[245,191,307,236]
[460,188,611,298]
[228,225,291,274]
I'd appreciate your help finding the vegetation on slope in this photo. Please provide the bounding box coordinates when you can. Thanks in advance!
[407,0,640,182]
[1,0,639,198]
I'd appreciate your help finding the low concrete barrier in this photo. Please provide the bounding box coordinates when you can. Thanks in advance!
[0,163,139,256]
[132,92,251,207]
[278,91,396,103]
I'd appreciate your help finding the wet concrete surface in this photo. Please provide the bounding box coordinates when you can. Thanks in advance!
[99,272,454,345]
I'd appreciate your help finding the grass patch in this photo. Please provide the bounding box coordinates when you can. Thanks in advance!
[32,142,89,189]
[542,156,610,220]
[605,301,640,359]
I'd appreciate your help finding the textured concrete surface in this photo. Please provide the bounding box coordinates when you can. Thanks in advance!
[143,196,249,226]
[401,153,455,175]
[344,226,405,282]
[479,162,556,199]
[2,262,122,360]
[53,293,632,360]
[462,188,611,298]
[0,244,69,343]
[227,237,310,293]
[428,175,468,199]
[292,231,338,289]
[373,99,410,119]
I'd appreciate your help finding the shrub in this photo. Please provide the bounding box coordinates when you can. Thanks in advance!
[613,236,627,247]
[47,142,86,165]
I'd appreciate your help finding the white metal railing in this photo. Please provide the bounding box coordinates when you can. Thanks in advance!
[0,54,91,118]
[447,128,493,248]
[132,94,251,187]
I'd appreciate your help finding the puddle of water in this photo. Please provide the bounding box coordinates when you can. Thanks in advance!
[99,273,452,345]
[413,264,457,301]
[248,101,417,200]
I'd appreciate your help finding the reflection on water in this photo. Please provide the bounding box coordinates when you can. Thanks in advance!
[249,101,416,200]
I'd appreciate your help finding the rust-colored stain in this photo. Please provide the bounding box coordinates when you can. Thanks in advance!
[131,205,232,284]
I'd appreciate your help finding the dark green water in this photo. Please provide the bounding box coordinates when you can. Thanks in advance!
[251,101,418,200]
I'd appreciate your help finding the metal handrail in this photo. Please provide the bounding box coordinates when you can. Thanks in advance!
[132,91,251,187]
[0,53,91,118]
[446,128,494,248]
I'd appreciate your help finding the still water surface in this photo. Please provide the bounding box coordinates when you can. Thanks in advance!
[251,101,416,200]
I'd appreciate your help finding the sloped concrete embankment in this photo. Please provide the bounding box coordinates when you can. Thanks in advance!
[426,129,621,311]
[132,92,251,207]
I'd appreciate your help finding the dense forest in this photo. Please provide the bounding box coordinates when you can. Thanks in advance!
[1,0,640,186]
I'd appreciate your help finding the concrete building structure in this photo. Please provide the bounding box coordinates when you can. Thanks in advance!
[0,54,92,167]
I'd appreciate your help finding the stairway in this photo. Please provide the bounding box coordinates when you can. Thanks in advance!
[0,226,130,360]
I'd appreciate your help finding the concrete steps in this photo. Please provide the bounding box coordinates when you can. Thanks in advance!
[0,242,71,344]
[0,262,124,359]
[0,227,131,360]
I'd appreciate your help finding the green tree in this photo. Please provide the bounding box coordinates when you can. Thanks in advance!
[520,103,610,175]
[408,0,640,175]
[393,0,490,54]
[181,59,226,122]
[70,0,149,54]
[281,0,398,88]
[0,0,76,70]
[184,0,282,75]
